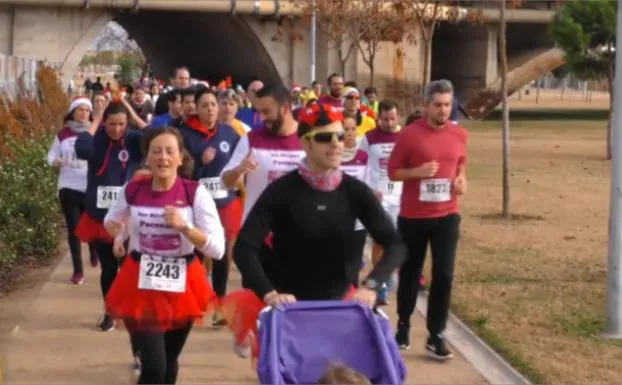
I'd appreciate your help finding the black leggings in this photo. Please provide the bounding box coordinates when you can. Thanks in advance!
[396,214,461,337]
[211,256,230,298]
[128,322,193,384]
[58,188,96,274]
[94,241,118,298]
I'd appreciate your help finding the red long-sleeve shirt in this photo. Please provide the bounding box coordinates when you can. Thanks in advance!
[387,118,468,219]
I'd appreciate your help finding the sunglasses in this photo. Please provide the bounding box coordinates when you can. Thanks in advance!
[304,131,345,143]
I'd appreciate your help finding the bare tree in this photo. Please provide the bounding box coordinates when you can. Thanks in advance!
[356,1,407,86]
[499,0,511,218]
[401,1,484,98]
[294,0,367,78]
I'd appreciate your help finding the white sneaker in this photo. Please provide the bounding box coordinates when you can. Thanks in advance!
[233,331,254,358]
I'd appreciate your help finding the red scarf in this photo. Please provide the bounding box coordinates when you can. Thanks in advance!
[297,158,343,192]
[185,116,217,139]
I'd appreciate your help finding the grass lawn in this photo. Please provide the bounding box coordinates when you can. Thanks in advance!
[448,114,622,384]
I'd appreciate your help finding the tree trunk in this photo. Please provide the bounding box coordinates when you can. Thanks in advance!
[536,78,540,104]
[607,68,614,160]
[421,38,431,100]
[369,55,375,86]
[499,0,510,219]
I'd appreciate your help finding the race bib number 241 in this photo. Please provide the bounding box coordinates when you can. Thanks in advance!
[96,186,122,209]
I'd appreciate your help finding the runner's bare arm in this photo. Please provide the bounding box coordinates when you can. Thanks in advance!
[191,185,226,261]
[221,134,250,189]
[103,184,131,237]
[232,182,278,299]
[353,180,406,283]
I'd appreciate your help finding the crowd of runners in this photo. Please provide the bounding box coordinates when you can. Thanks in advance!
[48,66,468,384]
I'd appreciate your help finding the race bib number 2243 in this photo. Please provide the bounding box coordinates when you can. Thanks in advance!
[138,255,187,293]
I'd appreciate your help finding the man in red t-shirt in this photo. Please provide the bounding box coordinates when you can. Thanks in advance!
[387,79,468,361]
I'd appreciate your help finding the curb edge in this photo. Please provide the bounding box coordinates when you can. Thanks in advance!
[415,293,533,385]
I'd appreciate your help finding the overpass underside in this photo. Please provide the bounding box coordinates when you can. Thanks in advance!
[115,10,281,86]
[431,21,564,118]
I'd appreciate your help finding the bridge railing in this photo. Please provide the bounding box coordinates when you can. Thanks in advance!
[0,54,62,109]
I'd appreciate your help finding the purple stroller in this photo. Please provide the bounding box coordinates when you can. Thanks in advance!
[256,301,407,385]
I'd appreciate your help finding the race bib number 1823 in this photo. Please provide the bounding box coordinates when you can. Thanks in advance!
[419,179,452,202]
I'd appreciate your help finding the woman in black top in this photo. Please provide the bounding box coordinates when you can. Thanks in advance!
[224,103,405,358]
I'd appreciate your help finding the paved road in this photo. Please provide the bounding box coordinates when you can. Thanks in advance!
[1,251,486,384]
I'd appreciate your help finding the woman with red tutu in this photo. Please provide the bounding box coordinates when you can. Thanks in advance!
[74,100,144,331]
[103,126,225,384]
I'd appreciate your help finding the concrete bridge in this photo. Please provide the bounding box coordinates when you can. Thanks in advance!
[0,0,563,116]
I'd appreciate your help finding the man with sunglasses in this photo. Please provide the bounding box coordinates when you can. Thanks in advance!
[343,88,376,139]
[232,102,405,313]
[358,99,403,306]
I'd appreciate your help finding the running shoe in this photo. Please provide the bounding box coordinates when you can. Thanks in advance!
[395,320,410,350]
[419,275,428,290]
[376,283,389,306]
[70,272,84,285]
[426,335,454,361]
[97,313,115,332]
[132,354,142,378]
[233,330,255,358]
[211,311,227,328]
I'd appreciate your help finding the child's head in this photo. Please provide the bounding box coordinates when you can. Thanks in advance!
[317,364,371,384]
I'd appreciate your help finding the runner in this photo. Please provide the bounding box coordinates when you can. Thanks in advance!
[341,112,369,287]
[221,103,405,359]
[150,89,183,129]
[358,100,403,305]
[217,88,252,135]
[221,83,305,223]
[47,96,98,284]
[178,88,244,325]
[343,87,376,139]
[74,101,144,331]
[318,73,344,110]
[236,80,264,130]
[387,79,468,359]
[103,126,225,384]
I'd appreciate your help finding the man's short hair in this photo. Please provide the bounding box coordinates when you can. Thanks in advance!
[255,83,290,105]
[424,79,454,104]
[378,99,399,114]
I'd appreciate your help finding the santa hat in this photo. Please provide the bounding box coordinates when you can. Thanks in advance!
[68,96,93,113]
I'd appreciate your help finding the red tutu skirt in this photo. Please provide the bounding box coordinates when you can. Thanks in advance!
[220,286,357,361]
[217,197,243,240]
[75,212,113,243]
[105,255,218,332]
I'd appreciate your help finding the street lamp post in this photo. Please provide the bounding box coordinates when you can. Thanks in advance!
[605,0,622,340]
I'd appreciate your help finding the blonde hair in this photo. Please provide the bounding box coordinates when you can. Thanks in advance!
[317,363,371,384]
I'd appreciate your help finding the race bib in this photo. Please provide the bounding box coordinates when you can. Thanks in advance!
[96,186,122,209]
[199,177,227,199]
[419,179,452,202]
[138,255,187,293]
[382,180,403,197]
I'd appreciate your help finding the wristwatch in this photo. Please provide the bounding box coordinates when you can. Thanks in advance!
[362,278,380,291]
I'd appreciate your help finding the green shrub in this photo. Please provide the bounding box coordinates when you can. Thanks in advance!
[0,134,61,283]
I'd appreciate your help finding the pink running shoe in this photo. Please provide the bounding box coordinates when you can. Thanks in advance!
[419,275,428,290]
[233,330,255,358]
[70,272,84,285]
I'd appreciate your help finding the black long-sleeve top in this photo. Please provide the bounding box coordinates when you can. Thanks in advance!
[233,170,406,300]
